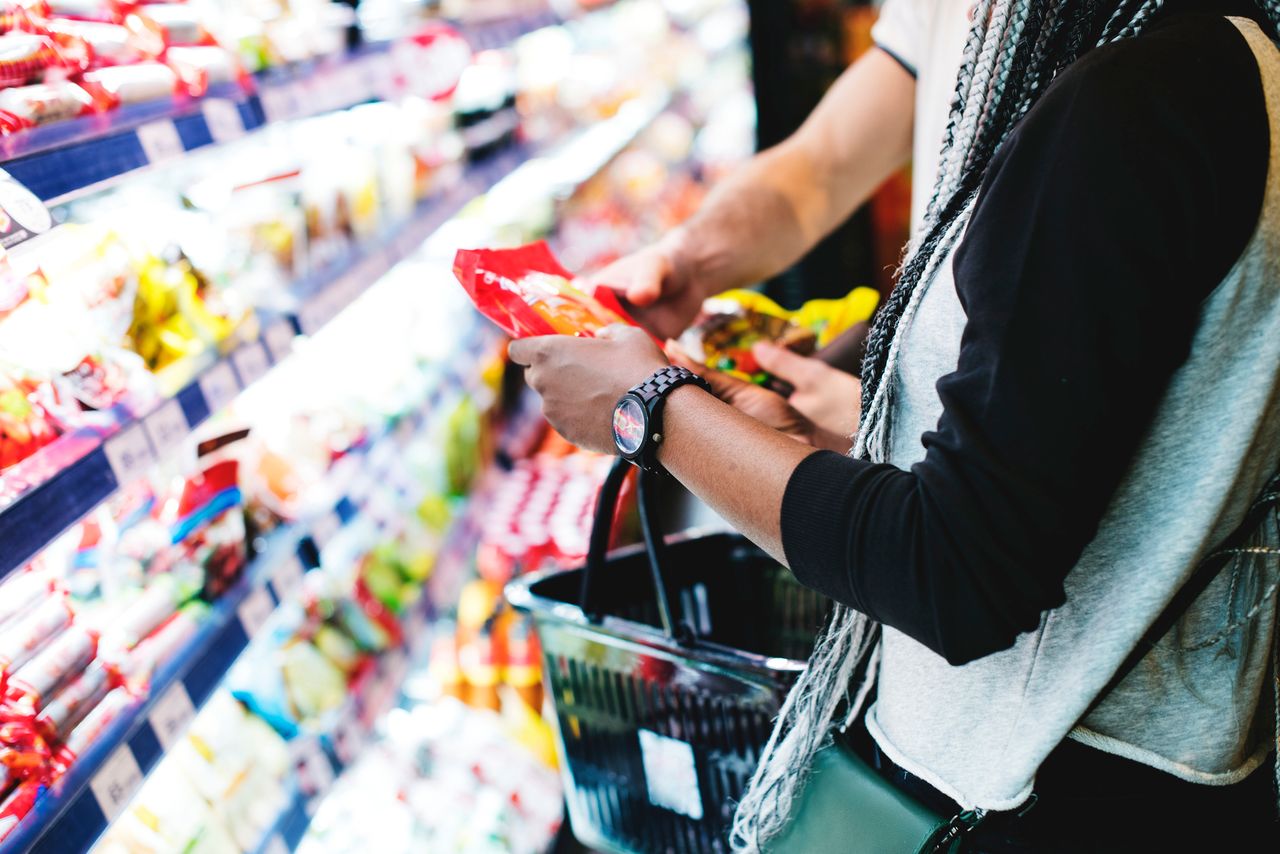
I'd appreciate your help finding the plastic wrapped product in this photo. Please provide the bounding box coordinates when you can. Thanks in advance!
[58,684,134,762]
[79,61,177,104]
[0,32,66,88]
[34,657,113,741]
[0,779,41,843]
[120,601,204,688]
[0,371,68,474]
[0,595,73,686]
[0,80,97,129]
[44,17,165,67]
[452,241,643,339]
[160,458,247,601]
[0,570,53,632]
[4,624,97,712]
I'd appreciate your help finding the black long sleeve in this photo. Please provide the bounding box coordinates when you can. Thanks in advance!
[780,11,1268,665]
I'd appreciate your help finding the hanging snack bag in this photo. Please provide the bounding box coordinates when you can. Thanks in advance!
[452,241,642,339]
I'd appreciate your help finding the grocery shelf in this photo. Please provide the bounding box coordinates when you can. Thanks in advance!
[5,334,490,854]
[0,7,560,204]
[0,143,526,585]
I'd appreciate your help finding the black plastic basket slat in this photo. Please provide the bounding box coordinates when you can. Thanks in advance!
[507,463,831,853]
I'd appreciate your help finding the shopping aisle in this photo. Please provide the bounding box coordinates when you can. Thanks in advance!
[0,0,752,851]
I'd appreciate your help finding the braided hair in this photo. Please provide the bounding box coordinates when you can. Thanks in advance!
[731,2,1280,850]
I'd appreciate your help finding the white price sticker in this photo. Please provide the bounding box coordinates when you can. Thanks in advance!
[137,120,184,165]
[90,746,144,821]
[259,85,295,123]
[143,398,189,459]
[638,730,703,820]
[311,511,342,548]
[232,342,271,387]
[237,586,275,638]
[202,98,245,143]
[291,738,335,797]
[264,835,289,854]
[104,423,155,485]
[263,320,295,362]
[198,361,240,414]
[148,683,196,751]
[273,555,306,602]
[296,297,332,336]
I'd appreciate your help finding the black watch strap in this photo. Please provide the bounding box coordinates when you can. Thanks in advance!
[629,365,712,403]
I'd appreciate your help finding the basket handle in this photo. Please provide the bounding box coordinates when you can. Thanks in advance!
[580,458,693,645]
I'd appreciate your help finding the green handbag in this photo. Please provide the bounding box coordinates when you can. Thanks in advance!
[766,738,977,854]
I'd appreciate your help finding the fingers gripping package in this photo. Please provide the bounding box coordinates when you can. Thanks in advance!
[452,241,642,339]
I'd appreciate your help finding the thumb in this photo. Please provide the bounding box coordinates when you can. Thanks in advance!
[752,342,821,385]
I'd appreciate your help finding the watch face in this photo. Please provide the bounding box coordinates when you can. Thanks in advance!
[612,396,647,456]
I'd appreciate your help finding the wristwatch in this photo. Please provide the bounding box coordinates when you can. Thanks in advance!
[612,366,711,472]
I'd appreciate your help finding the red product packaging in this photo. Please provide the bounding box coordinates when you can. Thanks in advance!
[0,779,42,843]
[0,570,53,632]
[55,684,132,768]
[34,658,113,742]
[0,596,72,687]
[452,241,644,339]
[4,625,97,712]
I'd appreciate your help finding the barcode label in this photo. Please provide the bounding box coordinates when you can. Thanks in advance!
[232,341,271,387]
[198,361,239,414]
[137,120,184,164]
[143,398,189,459]
[148,683,196,751]
[104,424,155,485]
[90,746,144,821]
[202,98,245,143]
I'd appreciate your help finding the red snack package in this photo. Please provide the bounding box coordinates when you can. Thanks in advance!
[33,658,113,742]
[0,32,64,88]
[452,241,644,339]
[4,625,97,712]
[0,596,72,687]
[0,779,42,843]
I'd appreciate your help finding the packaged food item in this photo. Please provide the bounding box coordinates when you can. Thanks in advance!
[678,287,880,382]
[0,80,98,130]
[0,32,68,88]
[0,595,72,685]
[0,371,68,473]
[0,779,41,843]
[0,569,53,630]
[80,61,177,104]
[34,657,113,741]
[3,624,96,712]
[452,241,640,339]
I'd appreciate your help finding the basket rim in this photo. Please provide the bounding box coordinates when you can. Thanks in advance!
[505,531,810,678]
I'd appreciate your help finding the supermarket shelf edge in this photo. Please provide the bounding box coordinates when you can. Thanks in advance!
[0,8,561,204]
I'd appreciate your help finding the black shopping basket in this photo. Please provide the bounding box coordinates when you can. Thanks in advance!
[506,459,831,854]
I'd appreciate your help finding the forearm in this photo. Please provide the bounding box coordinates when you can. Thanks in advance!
[656,385,816,562]
[670,48,915,294]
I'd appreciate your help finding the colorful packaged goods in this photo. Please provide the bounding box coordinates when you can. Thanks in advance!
[453,241,640,339]
[678,287,880,383]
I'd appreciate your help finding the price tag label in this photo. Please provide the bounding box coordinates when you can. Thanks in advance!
[272,555,306,602]
[143,398,189,459]
[149,683,196,751]
[263,319,295,362]
[90,746,144,821]
[104,423,156,485]
[291,738,335,797]
[232,342,271,387]
[202,98,245,143]
[137,120,184,165]
[259,85,295,123]
[263,836,289,854]
[198,361,240,415]
[237,586,275,638]
[310,511,342,548]
[296,296,331,336]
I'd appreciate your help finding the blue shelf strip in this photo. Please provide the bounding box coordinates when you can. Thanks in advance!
[0,140,526,584]
[1,9,560,202]
[7,330,492,854]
